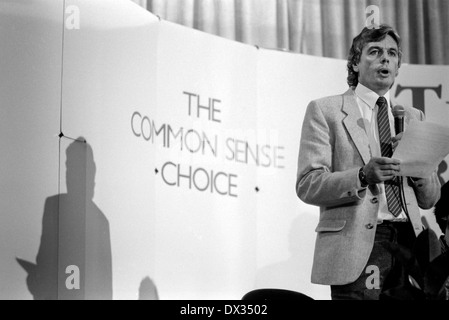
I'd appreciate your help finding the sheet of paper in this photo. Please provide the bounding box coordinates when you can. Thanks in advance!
[392,120,449,178]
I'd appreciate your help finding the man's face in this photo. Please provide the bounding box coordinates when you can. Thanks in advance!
[353,35,400,96]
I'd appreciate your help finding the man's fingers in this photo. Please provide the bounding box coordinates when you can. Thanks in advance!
[374,157,401,165]
[379,164,401,172]
[392,132,403,143]
[379,169,398,177]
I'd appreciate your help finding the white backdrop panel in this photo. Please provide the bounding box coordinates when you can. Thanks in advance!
[60,0,160,299]
[255,50,348,300]
[153,20,259,300]
[0,0,62,299]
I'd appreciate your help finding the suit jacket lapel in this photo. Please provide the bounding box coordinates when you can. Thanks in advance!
[342,89,371,165]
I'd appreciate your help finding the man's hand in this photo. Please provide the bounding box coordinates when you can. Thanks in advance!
[391,132,403,152]
[363,157,401,185]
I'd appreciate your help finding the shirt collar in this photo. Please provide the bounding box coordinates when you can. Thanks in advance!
[355,83,391,110]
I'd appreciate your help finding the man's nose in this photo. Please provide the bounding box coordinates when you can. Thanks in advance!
[380,51,389,63]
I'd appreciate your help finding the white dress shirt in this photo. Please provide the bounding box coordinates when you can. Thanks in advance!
[354,83,407,222]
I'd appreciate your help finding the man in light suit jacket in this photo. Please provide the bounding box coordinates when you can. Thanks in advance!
[296,25,441,300]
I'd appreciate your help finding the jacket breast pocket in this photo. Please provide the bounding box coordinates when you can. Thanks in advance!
[315,219,346,233]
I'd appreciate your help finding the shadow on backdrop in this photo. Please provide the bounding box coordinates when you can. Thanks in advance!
[254,214,316,300]
[18,137,112,299]
[138,276,159,300]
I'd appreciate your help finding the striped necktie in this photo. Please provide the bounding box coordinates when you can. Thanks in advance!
[376,96,402,217]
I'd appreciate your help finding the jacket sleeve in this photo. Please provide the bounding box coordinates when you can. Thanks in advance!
[296,100,367,207]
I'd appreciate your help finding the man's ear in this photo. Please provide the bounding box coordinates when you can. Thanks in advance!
[353,63,359,73]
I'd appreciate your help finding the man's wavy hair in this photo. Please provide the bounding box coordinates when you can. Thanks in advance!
[347,25,402,88]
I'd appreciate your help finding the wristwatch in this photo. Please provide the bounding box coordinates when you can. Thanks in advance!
[358,167,368,188]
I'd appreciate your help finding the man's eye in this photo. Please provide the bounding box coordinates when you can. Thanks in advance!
[369,50,378,55]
